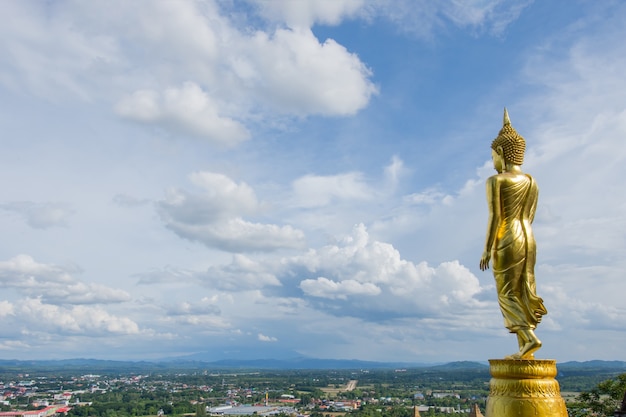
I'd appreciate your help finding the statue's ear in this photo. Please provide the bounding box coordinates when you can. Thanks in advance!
[496,146,504,157]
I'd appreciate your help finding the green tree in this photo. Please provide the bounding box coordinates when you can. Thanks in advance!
[196,403,207,417]
[299,393,312,406]
[569,373,626,417]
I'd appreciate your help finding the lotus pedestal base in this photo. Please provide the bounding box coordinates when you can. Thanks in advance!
[486,359,567,417]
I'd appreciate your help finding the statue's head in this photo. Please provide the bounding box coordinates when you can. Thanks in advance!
[491,108,525,165]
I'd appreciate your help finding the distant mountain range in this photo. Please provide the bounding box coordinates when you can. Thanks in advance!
[168,357,435,369]
[0,357,625,372]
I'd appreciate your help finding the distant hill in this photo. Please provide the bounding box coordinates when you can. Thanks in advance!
[167,357,434,370]
[0,358,171,373]
[557,360,626,378]
[559,360,626,370]
[0,358,624,372]
[0,357,424,371]
[429,361,489,370]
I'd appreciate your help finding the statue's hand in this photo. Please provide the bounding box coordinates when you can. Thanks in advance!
[480,251,491,271]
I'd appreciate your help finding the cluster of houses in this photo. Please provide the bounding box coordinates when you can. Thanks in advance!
[0,380,75,417]
[0,405,72,417]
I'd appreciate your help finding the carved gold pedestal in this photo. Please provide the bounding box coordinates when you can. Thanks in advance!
[486,359,567,417]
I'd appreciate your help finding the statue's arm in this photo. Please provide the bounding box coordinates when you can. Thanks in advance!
[527,175,539,223]
[480,176,500,271]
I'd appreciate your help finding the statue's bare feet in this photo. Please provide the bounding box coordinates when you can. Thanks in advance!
[505,352,522,360]
[505,329,541,360]
[504,348,539,360]
[518,329,542,358]
[519,340,541,359]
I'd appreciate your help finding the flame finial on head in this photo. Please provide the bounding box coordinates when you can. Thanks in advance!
[503,107,511,126]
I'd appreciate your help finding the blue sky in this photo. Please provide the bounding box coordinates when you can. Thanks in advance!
[0,0,625,363]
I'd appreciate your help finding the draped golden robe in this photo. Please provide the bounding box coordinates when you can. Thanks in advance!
[491,173,547,332]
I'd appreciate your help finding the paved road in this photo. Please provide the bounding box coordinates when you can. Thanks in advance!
[345,380,358,391]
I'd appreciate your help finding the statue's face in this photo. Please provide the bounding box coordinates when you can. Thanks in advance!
[492,149,504,173]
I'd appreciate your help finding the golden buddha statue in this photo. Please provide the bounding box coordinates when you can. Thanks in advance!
[480,108,547,360]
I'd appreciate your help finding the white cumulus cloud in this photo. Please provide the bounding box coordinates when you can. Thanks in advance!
[18,298,140,335]
[0,1,377,144]
[300,277,381,300]
[258,333,278,342]
[237,27,377,116]
[115,82,250,146]
[288,224,487,319]
[158,172,306,252]
[201,255,282,291]
[0,255,130,304]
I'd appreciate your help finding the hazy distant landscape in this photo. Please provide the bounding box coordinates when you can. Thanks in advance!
[1,356,625,374]
[1,358,624,417]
